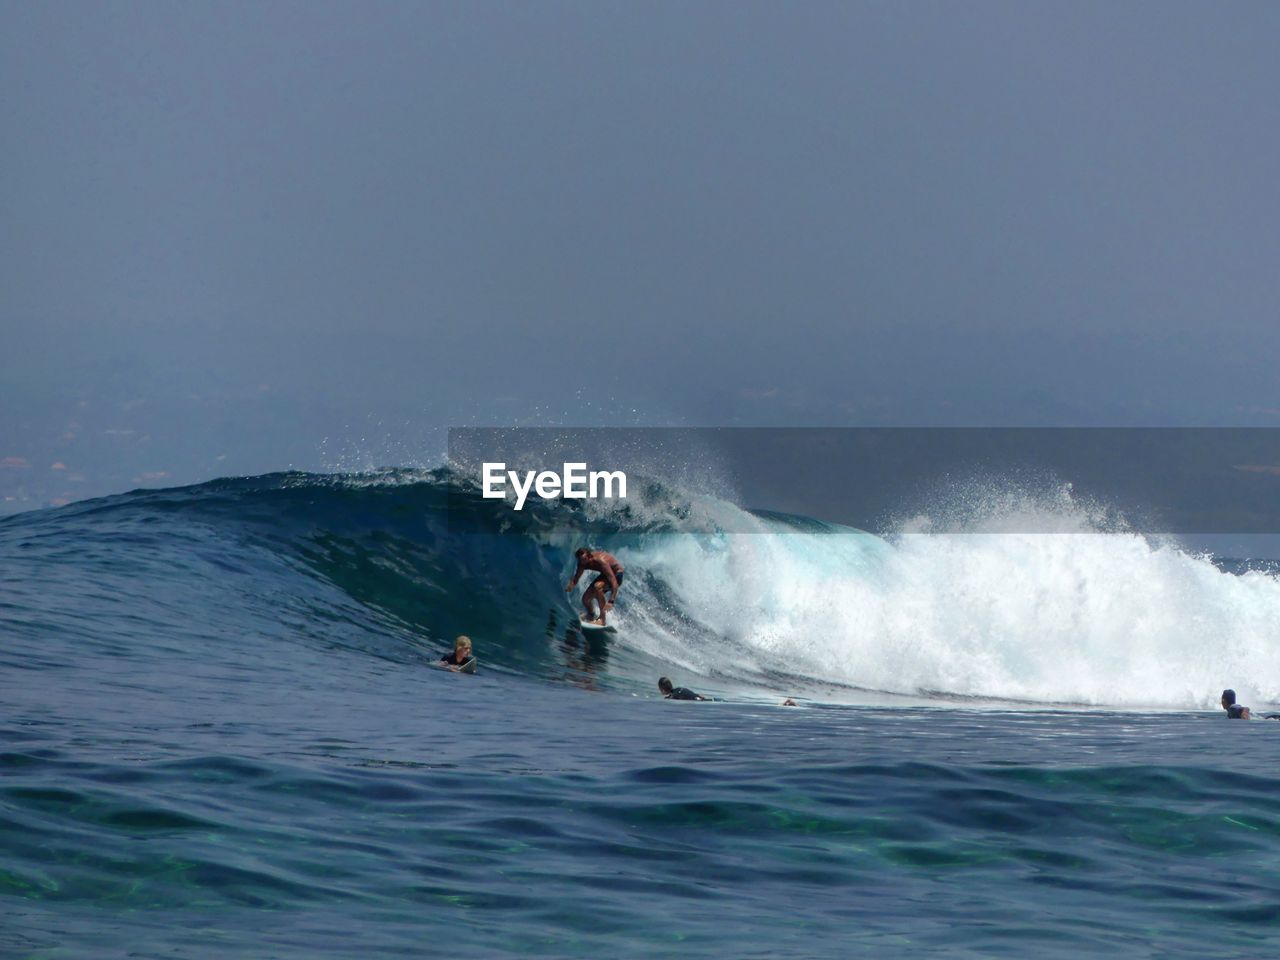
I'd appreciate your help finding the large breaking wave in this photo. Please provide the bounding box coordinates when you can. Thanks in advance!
[5,467,1280,709]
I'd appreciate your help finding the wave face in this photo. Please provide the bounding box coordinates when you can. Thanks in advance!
[4,469,1280,708]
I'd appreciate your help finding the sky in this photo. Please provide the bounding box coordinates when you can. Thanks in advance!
[3,1,1279,513]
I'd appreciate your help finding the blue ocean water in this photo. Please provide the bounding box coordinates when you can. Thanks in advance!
[4,471,1280,958]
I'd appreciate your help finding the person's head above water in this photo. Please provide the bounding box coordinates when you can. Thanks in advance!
[454,635,473,658]
[1221,688,1251,719]
[575,547,591,560]
[657,677,673,695]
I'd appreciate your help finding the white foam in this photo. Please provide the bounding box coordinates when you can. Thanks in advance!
[606,490,1280,709]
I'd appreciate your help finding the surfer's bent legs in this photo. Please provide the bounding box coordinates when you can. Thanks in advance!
[584,580,607,625]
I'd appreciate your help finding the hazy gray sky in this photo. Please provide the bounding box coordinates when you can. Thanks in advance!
[3,1,1279,510]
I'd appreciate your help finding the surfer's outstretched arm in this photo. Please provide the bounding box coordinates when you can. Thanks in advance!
[566,553,588,591]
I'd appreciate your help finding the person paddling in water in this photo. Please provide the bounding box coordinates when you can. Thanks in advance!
[566,547,624,626]
[439,635,475,672]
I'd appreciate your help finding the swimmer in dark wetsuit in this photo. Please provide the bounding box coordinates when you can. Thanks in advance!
[1222,688,1251,719]
[439,635,475,672]
[1221,688,1280,720]
[566,547,624,626]
[658,676,708,701]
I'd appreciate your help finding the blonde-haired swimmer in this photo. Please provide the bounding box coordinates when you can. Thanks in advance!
[440,635,475,672]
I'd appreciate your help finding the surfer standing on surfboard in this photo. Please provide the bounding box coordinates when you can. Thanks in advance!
[566,547,624,626]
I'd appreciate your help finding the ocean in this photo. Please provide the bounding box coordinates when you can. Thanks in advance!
[4,469,1280,958]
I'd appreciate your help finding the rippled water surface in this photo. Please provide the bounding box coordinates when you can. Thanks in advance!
[7,679,1280,958]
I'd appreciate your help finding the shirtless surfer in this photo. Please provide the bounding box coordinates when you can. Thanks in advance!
[566,547,624,626]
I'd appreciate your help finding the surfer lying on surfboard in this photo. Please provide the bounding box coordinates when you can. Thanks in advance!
[566,547,624,626]
[658,677,709,701]
[439,635,476,673]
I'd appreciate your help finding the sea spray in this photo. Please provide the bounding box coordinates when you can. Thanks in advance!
[590,487,1280,707]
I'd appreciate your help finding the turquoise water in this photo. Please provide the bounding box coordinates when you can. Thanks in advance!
[4,472,1280,957]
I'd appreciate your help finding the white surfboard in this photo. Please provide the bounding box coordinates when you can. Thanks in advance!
[433,657,477,674]
[579,615,618,634]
